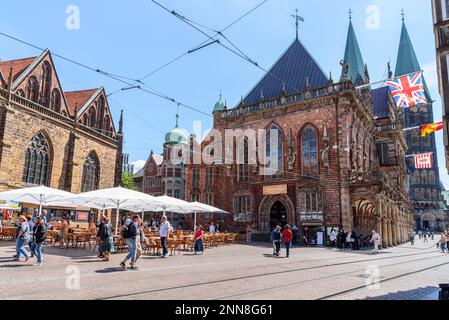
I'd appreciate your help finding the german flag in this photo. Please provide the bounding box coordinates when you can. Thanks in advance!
[420,122,443,137]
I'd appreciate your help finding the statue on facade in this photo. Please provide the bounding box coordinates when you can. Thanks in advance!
[287,128,296,170]
[321,125,330,173]
[340,59,349,80]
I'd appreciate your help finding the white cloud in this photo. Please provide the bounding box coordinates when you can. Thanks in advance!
[422,61,439,89]
[131,160,146,173]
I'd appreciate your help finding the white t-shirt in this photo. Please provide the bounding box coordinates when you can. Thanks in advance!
[371,233,380,242]
[159,221,170,237]
[330,231,337,241]
[209,225,216,233]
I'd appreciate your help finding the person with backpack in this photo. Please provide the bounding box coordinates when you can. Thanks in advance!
[99,217,114,261]
[120,215,139,270]
[30,216,47,266]
[282,225,293,258]
[14,215,30,262]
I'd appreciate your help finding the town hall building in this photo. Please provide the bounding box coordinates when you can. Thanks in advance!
[184,17,416,247]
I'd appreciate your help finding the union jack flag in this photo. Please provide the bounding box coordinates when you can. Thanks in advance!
[386,72,428,108]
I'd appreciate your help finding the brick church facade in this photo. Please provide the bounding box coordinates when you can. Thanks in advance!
[0,50,122,197]
[184,19,415,247]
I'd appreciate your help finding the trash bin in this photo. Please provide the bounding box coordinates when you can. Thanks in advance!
[439,284,449,300]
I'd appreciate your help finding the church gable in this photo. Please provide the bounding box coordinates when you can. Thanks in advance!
[75,88,116,138]
[8,50,71,117]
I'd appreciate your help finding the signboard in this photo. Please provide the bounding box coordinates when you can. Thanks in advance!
[263,184,287,196]
[76,211,89,222]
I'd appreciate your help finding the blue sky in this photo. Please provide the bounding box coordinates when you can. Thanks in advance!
[1,0,446,187]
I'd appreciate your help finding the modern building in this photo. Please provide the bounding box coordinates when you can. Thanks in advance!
[397,17,446,230]
[122,153,134,174]
[432,0,449,174]
[184,17,413,247]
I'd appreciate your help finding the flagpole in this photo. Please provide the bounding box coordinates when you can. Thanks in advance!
[355,70,424,90]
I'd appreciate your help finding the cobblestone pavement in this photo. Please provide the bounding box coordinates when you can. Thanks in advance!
[0,239,447,300]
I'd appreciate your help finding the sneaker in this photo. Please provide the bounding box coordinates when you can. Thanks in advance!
[130,265,139,270]
[164,254,169,258]
[120,261,126,270]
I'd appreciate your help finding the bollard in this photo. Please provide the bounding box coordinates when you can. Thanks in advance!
[439,284,449,300]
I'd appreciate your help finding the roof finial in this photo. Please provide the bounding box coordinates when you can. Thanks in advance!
[219,89,222,100]
[348,8,352,21]
[401,9,405,22]
[291,8,304,40]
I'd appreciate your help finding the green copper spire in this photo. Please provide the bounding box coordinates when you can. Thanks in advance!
[394,18,431,100]
[342,18,366,85]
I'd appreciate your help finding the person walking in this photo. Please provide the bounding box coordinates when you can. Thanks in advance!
[194,225,204,255]
[135,216,145,262]
[282,225,293,257]
[59,219,69,249]
[423,232,428,243]
[346,230,354,250]
[440,233,447,253]
[245,224,252,243]
[30,216,47,266]
[159,215,170,258]
[272,225,281,256]
[99,217,114,261]
[14,215,30,262]
[291,225,299,246]
[337,229,343,250]
[409,230,415,246]
[370,229,381,254]
[26,215,35,257]
[329,228,337,248]
[120,215,139,270]
[96,215,106,258]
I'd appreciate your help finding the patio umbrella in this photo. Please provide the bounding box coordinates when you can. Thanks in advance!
[0,185,75,216]
[189,201,228,233]
[54,186,163,235]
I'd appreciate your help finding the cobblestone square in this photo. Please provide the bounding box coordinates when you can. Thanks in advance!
[1,239,447,300]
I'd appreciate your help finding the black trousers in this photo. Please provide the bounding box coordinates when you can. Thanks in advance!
[161,237,168,256]
[285,241,291,256]
[274,242,281,255]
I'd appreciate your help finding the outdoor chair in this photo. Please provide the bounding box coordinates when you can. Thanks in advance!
[75,233,92,249]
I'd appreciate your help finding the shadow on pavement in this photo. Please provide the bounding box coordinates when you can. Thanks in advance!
[95,267,125,273]
[364,286,439,300]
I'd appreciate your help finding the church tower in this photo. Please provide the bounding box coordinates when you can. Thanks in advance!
[395,15,445,230]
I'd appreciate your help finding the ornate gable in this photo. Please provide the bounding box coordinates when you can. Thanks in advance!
[10,50,71,117]
[74,88,116,138]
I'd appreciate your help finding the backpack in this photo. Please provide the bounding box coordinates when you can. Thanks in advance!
[122,222,136,239]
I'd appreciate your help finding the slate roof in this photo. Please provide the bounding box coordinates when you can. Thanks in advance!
[65,88,99,117]
[372,86,391,119]
[241,39,328,106]
[395,21,431,100]
[133,168,144,178]
[0,56,37,83]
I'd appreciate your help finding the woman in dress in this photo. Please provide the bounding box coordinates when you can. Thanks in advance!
[99,217,115,261]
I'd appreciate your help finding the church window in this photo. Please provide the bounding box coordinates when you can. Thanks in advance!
[51,88,61,113]
[27,76,39,103]
[265,126,283,178]
[42,62,52,107]
[22,133,51,186]
[301,127,318,176]
[81,152,100,192]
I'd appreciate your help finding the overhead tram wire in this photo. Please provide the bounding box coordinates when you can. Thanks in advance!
[149,0,300,93]
[105,0,270,98]
[0,31,212,118]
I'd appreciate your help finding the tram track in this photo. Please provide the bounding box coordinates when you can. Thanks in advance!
[98,248,443,300]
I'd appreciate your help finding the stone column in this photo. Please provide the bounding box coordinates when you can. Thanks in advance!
[382,218,388,248]
[387,218,393,247]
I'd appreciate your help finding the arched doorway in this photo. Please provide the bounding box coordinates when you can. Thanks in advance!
[270,201,288,230]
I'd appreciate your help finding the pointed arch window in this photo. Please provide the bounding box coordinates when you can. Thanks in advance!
[51,88,61,113]
[301,127,318,176]
[42,62,52,107]
[265,126,283,178]
[88,107,96,128]
[22,133,51,186]
[81,152,100,192]
[237,138,249,182]
[27,76,39,103]
[98,96,105,128]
